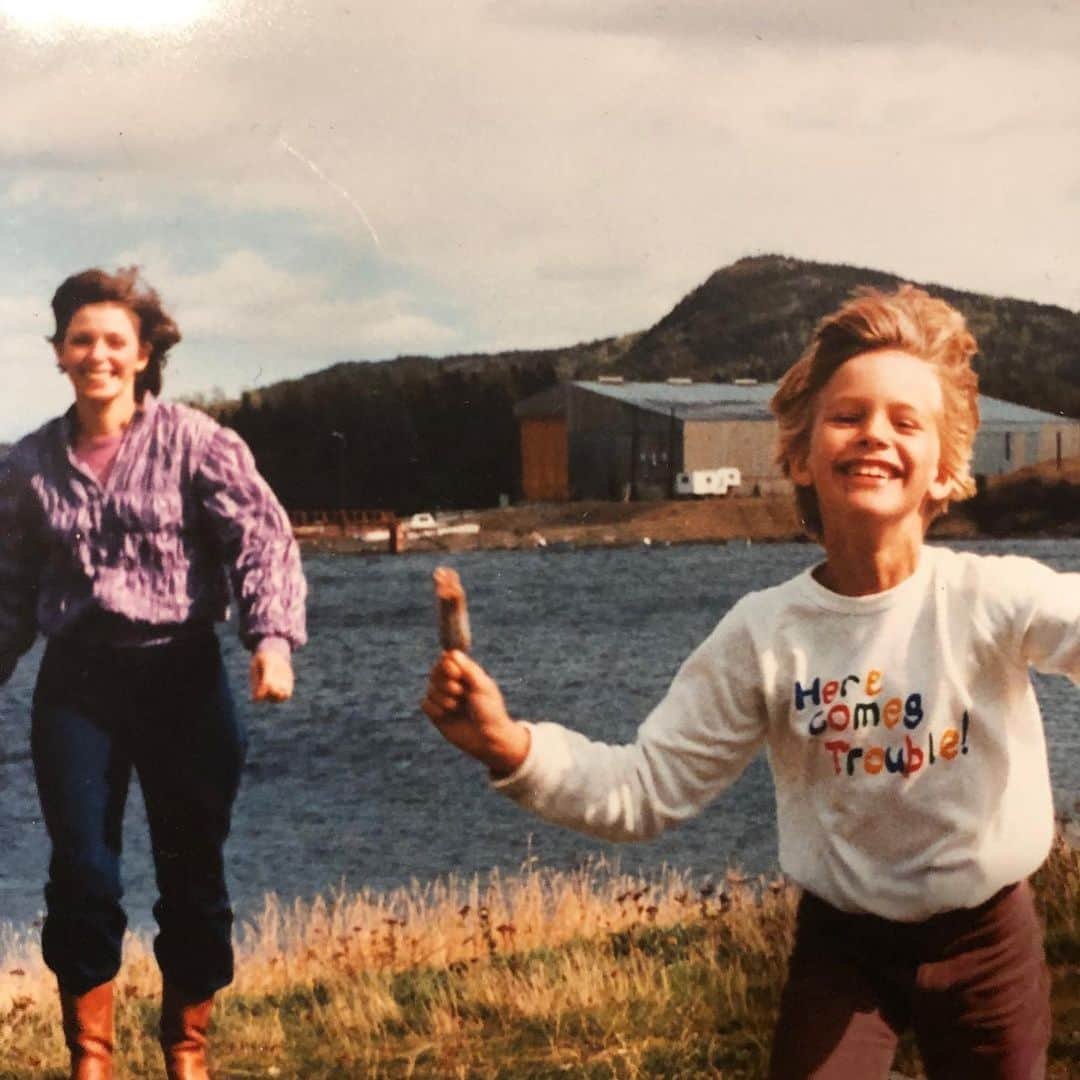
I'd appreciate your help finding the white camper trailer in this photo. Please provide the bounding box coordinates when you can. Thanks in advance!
[675,467,741,497]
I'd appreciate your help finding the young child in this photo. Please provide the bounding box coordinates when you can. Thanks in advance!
[422,285,1079,1080]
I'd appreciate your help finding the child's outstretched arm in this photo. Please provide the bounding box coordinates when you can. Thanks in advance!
[423,568,765,844]
[422,649,531,777]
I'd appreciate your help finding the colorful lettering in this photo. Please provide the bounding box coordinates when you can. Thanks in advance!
[853,702,880,730]
[903,693,923,730]
[939,729,959,760]
[825,739,850,775]
[884,745,907,774]
[794,678,820,710]
[864,747,885,774]
[904,735,924,776]
[882,698,902,728]
[804,671,974,781]
[827,703,850,732]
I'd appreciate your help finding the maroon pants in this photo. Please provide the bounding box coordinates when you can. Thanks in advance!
[768,881,1050,1080]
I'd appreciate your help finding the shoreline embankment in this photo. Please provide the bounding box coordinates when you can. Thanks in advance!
[297,495,807,555]
[296,480,1079,558]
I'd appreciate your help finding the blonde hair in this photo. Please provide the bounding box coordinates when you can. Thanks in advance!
[770,284,980,535]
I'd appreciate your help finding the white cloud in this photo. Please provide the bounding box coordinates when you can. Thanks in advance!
[492,0,1080,52]
[0,0,213,33]
[149,251,457,352]
[0,0,1076,440]
[0,291,65,441]
[0,251,461,440]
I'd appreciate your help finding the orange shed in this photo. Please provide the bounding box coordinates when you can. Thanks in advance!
[514,384,569,501]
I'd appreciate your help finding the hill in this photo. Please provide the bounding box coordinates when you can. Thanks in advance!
[618,256,1080,417]
[205,255,1080,513]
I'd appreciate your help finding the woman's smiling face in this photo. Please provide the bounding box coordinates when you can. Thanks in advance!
[54,302,149,409]
[790,348,953,537]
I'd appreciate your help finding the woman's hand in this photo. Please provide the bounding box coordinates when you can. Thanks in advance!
[421,650,530,778]
[250,648,295,702]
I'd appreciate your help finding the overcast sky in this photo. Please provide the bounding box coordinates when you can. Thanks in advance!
[1,0,1077,441]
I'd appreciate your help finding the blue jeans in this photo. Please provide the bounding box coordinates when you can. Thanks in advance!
[31,631,246,998]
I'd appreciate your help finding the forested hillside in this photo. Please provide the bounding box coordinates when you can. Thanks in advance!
[204,255,1080,513]
[205,339,629,513]
[620,256,1080,413]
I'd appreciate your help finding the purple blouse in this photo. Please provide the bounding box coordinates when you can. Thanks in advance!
[0,395,307,683]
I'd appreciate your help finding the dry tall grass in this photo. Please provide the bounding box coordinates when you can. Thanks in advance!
[1,834,1077,1079]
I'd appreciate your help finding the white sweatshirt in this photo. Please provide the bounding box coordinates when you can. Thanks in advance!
[494,546,1080,921]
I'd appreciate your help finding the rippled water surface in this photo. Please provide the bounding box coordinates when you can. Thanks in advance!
[1,537,1077,931]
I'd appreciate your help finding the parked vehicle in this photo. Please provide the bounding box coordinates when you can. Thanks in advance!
[675,468,741,497]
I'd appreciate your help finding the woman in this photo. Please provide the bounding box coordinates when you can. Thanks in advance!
[0,268,307,1080]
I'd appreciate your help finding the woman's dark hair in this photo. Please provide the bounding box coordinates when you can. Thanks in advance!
[49,267,181,399]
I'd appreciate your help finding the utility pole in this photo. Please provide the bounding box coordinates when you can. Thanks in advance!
[330,431,347,532]
[668,407,677,498]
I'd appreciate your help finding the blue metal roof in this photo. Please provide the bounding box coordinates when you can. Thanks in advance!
[574,380,775,421]
[573,381,1078,427]
[977,396,1072,426]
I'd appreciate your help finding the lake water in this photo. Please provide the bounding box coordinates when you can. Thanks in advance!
[1,538,1077,934]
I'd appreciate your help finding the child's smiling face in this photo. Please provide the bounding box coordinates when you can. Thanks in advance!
[790,348,953,538]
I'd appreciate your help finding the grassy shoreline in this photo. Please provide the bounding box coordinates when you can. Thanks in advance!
[1,833,1077,1079]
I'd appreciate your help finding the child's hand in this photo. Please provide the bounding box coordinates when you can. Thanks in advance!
[421,650,531,777]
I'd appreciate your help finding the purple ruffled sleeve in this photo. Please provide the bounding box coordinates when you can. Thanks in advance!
[193,425,307,652]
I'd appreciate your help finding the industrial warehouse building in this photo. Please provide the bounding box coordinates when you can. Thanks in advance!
[514,379,1080,502]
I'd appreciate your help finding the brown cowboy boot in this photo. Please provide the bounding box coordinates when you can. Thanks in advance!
[59,981,114,1080]
[160,983,215,1080]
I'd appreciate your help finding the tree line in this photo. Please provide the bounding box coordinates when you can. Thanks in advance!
[199,255,1080,513]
